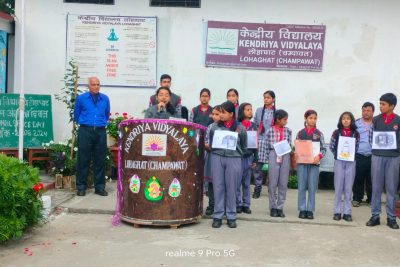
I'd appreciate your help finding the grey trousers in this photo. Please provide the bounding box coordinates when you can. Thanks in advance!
[268,150,290,210]
[333,160,356,215]
[211,154,241,220]
[237,156,253,207]
[297,164,319,212]
[371,155,400,220]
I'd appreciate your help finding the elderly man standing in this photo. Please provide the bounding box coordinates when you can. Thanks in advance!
[74,77,110,196]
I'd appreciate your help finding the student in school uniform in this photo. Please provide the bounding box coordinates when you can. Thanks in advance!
[295,110,326,220]
[329,112,360,222]
[252,90,276,198]
[366,93,400,229]
[352,102,374,207]
[236,103,258,214]
[204,105,221,216]
[149,74,182,118]
[209,101,247,228]
[145,87,180,119]
[189,88,213,127]
[226,88,240,118]
[265,109,291,218]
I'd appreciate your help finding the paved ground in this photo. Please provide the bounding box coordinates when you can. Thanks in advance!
[1,181,399,267]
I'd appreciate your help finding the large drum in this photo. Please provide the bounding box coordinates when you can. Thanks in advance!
[117,119,206,227]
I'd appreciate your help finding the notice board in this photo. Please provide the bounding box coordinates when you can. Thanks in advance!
[0,94,53,148]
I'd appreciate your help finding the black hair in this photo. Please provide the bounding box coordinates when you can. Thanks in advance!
[212,105,221,111]
[304,109,318,127]
[337,111,357,131]
[226,88,239,105]
[380,93,397,107]
[200,88,211,98]
[237,102,252,122]
[160,74,171,82]
[274,109,288,124]
[181,106,189,121]
[218,101,237,131]
[156,86,175,114]
[362,102,375,112]
[260,90,276,133]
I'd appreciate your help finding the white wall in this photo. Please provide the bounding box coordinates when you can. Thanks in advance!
[13,0,400,141]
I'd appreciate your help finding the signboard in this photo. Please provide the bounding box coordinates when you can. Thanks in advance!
[0,94,53,148]
[66,14,157,88]
[205,20,326,71]
[0,30,7,93]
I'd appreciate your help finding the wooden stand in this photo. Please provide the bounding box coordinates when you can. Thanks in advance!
[0,148,19,158]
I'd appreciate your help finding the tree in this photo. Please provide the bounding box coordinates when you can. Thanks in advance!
[0,0,14,15]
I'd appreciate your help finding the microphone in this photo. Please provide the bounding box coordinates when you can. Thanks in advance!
[160,104,165,112]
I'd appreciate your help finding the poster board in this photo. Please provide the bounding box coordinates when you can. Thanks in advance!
[0,94,53,148]
[66,14,157,88]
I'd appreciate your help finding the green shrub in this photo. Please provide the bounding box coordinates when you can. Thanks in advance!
[287,173,298,189]
[0,155,43,243]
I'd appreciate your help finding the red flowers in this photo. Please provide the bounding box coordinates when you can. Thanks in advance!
[33,182,44,193]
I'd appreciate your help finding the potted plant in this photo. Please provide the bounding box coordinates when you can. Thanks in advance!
[107,112,130,145]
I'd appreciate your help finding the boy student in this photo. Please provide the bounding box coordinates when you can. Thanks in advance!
[367,93,400,229]
[149,74,182,117]
[352,102,374,207]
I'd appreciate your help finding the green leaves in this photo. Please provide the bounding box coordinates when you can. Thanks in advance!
[0,154,42,243]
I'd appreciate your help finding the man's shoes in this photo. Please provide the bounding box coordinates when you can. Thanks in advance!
[387,218,399,229]
[333,213,341,221]
[299,210,307,219]
[227,219,237,228]
[77,190,86,196]
[366,216,380,227]
[343,214,353,222]
[352,200,360,207]
[270,208,278,217]
[306,211,314,220]
[94,189,108,196]
[242,206,252,214]
[212,218,222,228]
[236,206,243,214]
[205,206,214,216]
[277,209,285,218]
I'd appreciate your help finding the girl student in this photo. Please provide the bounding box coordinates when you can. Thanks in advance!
[144,87,180,119]
[204,105,221,216]
[329,112,360,222]
[226,88,240,118]
[189,88,213,127]
[236,103,259,214]
[265,109,292,218]
[295,110,326,220]
[252,90,276,198]
[209,101,247,228]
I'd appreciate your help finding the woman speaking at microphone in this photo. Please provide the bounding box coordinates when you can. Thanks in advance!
[145,87,180,119]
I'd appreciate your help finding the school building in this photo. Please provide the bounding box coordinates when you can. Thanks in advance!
[6,0,400,141]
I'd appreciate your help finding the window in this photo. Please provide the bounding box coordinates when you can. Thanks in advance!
[64,0,114,4]
[150,0,200,8]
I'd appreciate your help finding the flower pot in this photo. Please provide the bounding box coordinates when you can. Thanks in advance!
[107,135,117,147]
[63,176,72,189]
[55,174,63,189]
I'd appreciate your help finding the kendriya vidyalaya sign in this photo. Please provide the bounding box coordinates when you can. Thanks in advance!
[205,21,326,71]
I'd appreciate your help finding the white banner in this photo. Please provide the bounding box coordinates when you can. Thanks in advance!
[66,14,157,88]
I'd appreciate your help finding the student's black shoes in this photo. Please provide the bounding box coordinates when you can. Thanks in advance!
[227,219,237,228]
[77,190,85,196]
[95,189,108,196]
[252,190,261,199]
[270,208,278,217]
[366,216,380,226]
[242,206,252,214]
[277,209,285,218]
[333,213,341,221]
[205,206,214,216]
[299,210,307,219]
[387,219,399,229]
[212,218,222,228]
[343,214,352,222]
[236,206,243,213]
